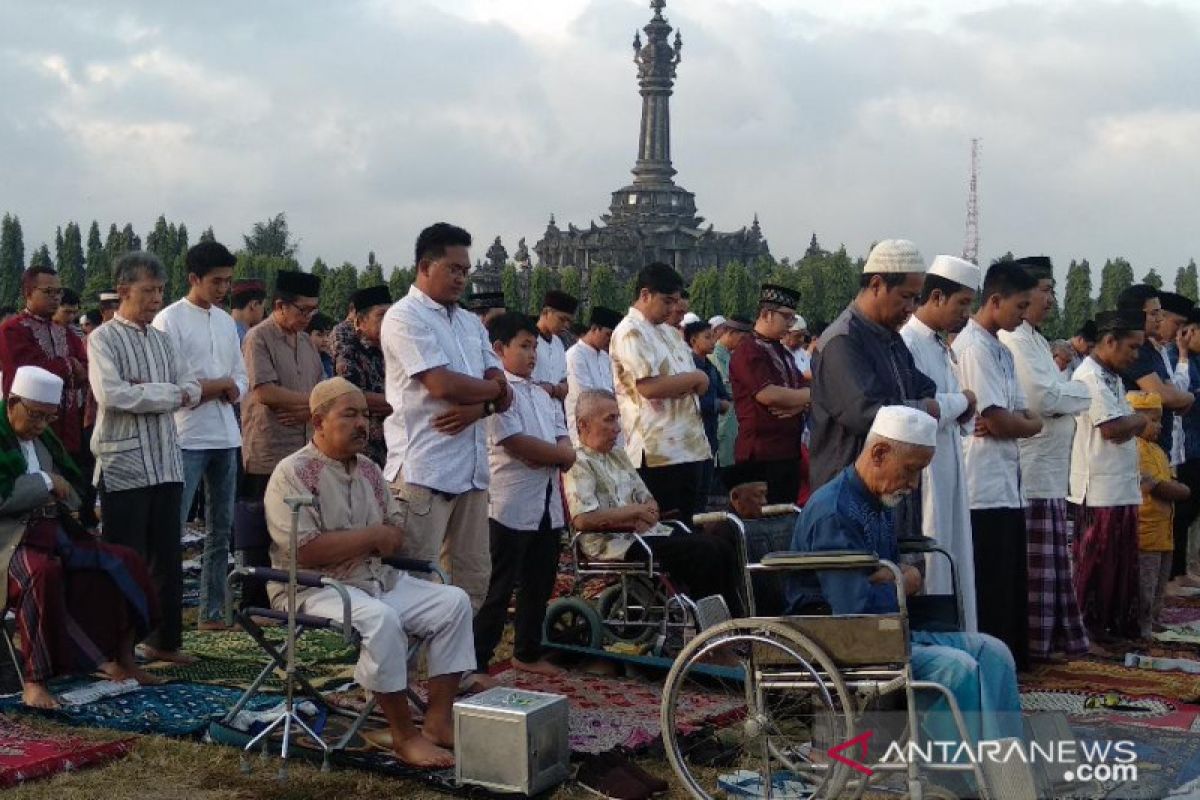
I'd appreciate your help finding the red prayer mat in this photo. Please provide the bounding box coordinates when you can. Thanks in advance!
[0,716,135,787]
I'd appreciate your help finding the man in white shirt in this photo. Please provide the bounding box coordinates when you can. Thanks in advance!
[952,262,1043,671]
[998,256,1091,662]
[609,263,711,524]
[565,306,622,445]
[900,255,980,631]
[153,241,248,631]
[1153,291,1194,469]
[531,290,576,403]
[381,223,513,616]
[783,315,812,380]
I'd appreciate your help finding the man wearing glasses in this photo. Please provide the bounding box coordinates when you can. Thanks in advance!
[240,270,325,507]
[0,266,89,486]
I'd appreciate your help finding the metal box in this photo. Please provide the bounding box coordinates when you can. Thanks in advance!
[454,687,570,795]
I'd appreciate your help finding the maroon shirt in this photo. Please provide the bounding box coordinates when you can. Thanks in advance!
[729,332,806,463]
[0,311,88,454]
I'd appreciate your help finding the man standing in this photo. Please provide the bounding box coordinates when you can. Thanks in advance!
[810,239,938,540]
[241,271,326,501]
[953,262,1043,671]
[782,315,812,380]
[710,315,752,486]
[98,289,119,323]
[1118,285,1193,457]
[1069,321,1097,373]
[1172,309,1200,583]
[999,256,1091,661]
[531,290,577,403]
[334,285,394,467]
[1155,291,1195,470]
[153,241,247,632]
[609,262,711,523]
[465,292,507,326]
[230,279,266,346]
[730,284,810,504]
[382,223,512,615]
[565,306,622,445]
[52,289,80,330]
[900,255,980,631]
[89,252,199,664]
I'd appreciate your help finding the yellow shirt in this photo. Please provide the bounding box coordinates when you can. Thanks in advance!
[1136,438,1174,552]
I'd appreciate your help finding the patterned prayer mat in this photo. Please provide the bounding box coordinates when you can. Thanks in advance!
[0,716,135,787]
[1020,689,1200,732]
[1067,720,1200,799]
[144,656,355,690]
[0,680,282,738]
[1022,660,1200,703]
[1160,606,1200,626]
[141,628,358,688]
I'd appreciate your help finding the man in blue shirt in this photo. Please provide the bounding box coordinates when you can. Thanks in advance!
[786,406,1021,744]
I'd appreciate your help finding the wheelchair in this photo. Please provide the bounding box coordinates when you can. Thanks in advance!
[658,538,1031,800]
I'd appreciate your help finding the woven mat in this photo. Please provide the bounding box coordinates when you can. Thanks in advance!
[1069,719,1200,799]
[1020,688,1200,732]
[1023,659,1200,703]
[0,716,135,787]
[142,628,357,689]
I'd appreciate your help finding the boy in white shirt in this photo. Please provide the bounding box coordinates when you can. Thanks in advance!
[473,313,576,677]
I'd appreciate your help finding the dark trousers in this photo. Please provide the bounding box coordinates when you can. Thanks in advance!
[1173,460,1200,577]
[100,481,184,652]
[638,459,705,527]
[971,507,1029,672]
[473,518,562,672]
[637,525,744,618]
[738,458,801,506]
[235,473,272,610]
[70,446,98,528]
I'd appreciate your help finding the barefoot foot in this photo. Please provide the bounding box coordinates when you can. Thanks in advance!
[511,657,564,677]
[101,661,165,686]
[394,733,455,769]
[22,682,60,710]
[422,720,455,749]
[137,646,197,665]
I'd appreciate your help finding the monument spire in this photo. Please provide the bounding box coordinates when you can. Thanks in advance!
[631,0,682,186]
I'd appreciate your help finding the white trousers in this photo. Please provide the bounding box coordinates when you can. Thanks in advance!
[298,574,475,694]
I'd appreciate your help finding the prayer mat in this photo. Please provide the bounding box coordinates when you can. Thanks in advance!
[1068,720,1200,799]
[1022,660,1200,703]
[0,680,282,738]
[1021,689,1200,732]
[1160,606,1200,626]
[175,628,356,666]
[0,717,135,787]
[144,656,354,690]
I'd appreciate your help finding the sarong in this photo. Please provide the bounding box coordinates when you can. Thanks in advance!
[1025,498,1089,658]
[1071,504,1140,641]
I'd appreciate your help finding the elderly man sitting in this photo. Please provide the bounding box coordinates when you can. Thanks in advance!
[563,390,743,616]
[786,406,1021,744]
[264,377,475,769]
[1,366,159,709]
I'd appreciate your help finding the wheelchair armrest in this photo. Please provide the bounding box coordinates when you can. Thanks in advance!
[230,565,328,589]
[382,557,449,585]
[755,550,880,570]
[691,511,729,527]
[896,536,941,554]
[760,504,801,518]
[570,529,657,574]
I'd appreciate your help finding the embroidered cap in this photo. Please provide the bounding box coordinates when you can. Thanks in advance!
[928,255,981,290]
[869,405,937,448]
[309,376,363,414]
[11,366,63,406]
[760,283,800,310]
[864,239,926,275]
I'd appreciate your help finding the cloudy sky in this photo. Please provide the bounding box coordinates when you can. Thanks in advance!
[3,0,1199,283]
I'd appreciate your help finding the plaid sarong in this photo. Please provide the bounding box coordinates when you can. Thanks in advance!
[1026,498,1089,658]
[1071,503,1141,641]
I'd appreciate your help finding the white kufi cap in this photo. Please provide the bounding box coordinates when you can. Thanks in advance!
[790,315,808,332]
[681,312,701,326]
[928,255,981,290]
[10,366,63,406]
[708,315,727,330]
[863,239,926,274]
[869,405,937,448]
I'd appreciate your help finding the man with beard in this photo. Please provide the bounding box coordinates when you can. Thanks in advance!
[900,255,980,631]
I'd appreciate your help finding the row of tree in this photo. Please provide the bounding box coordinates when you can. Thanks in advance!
[2,212,1197,342]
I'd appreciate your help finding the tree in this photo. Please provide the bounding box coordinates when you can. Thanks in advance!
[321,262,358,318]
[1176,259,1199,302]
[1061,259,1093,338]
[815,246,858,325]
[588,264,624,314]
[29,244,52,270]
[359,252,386,289]
[1040,294,1065,340]
[243,213,296,259]
[1144,268,1163,290]
[199,226,216,243]
[719,261,756,319]
[57,222,85,292]
[688,267,721,320]
[501,264,521,311]
[83,220,107,302]
[0,214,25,307]
[121,222,140,252]
[526,266,560,316]
[1097,257,1134,312]
[388,266,414,299]
[560,267,582,308]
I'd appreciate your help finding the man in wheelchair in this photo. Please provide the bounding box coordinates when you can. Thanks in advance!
[264,377,475,769]
[786,405,1022,744]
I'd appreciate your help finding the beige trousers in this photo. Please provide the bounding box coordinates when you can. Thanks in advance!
[391,479,491,611]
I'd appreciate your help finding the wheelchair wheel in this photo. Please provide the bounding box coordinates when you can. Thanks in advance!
[543,597,604,650]
[596,577,660,645]
[661,619,855,800]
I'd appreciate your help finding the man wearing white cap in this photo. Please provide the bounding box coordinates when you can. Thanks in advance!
[782,314,812,379]
[1,365,161,709]
[810,239,939,541]
[786,406,1021,745]
[901,255,981,632]
[998,257,1091,662]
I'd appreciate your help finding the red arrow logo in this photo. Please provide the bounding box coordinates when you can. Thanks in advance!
[827,731,874,776]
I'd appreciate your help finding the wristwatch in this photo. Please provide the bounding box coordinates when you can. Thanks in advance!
[482,399,495,418]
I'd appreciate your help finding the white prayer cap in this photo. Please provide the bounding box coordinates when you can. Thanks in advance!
[681,312,701,326]
[863,239,926,275]
[790,315,808,332]
[869,405,937,448]
[708,315,727,330]
[928,255,980,290]
[99,290,118,302]
[10,366,63,406]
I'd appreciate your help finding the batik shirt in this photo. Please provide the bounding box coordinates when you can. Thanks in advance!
[563,444,672,560]
[334,329,387,467]
[0,312,88,453]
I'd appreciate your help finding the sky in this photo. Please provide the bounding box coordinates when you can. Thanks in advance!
[3,0,1200,284]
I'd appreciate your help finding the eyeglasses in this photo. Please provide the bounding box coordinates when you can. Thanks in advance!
[288,302,319,317]
[13,398,58,424]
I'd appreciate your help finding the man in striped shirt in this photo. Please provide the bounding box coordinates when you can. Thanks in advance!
[89,251,198,665]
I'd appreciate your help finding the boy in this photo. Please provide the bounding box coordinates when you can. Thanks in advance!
[1130,391,1191,639]
[684,319,730,501]
[473,313,576,676]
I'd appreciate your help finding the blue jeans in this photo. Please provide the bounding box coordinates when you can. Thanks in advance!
[180,448,238,624]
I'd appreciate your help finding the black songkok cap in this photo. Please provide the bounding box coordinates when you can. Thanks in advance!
[1095,309,1145,335]
[465,291,506,312]
[275,270,321,297]
[759,283,800,310]
[589,306,623,330]
[350,285,392,312]
[1076,319,1098,342]
[1159,290,1195,318]
[1012,255,1053,281]
[232,279,265,297]
[542,290,578,314]
[725,315,753,333]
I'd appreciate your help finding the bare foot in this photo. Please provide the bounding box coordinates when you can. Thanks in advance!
[197,620,232,632]
[22,682,60,710]
[137,645,197,665]
[460,672,499,694]
[422,717,455,749]
[100,661,165,686]
[394,732,455,769]
[511,657,564,676]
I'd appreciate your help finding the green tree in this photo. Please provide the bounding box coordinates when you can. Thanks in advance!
[309,257,329,285]
[1144,268,1163,290]
[815,246,858,325]
[243,213,296,259]
[83,221,107,303]
[560,267,582,307]
[1061,259,1094,338]
[29,244,52,270]
[321,262,358,318]
[688,267,721,320]
[1040,294,1065,340]
[359,252,385,289]
[526,266,560,316]
[388,266,414,300]
[719,261,756,318]
[57,222,85,292]
[0,214,26,307]
[235,253,295,298]
[588,264,624,314]
[501,264,521,311]
[1097,257,1135,312]
[199,226,216,243]
[1176,259,1198,302]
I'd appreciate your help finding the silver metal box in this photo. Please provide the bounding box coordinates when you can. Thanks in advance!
[454,687,570,795]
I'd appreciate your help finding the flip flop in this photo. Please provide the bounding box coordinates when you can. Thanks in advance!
[717,770,813,799]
